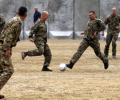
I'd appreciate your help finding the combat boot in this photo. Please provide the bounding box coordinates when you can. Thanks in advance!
[0,95,5,99]
[21,52,27,60]
[66,62,74,69]
[42,65,52,72]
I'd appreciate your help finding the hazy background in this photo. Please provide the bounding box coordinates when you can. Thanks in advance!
[0,0,120,32]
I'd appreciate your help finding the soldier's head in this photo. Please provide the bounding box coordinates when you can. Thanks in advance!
[18,6,27,21]
[34,8,38,12]
[89,11,96,20]
[112,7,117,16]
[40,11,49,22]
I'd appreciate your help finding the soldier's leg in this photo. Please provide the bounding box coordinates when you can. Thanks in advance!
[67,39,89,69]
[0,57,14,90]
[26,49,43,56]
[112,34,118,57]
[90,40,109,69]
[22,42,44,60]
[42,44,52,71]
[104,33,113,57]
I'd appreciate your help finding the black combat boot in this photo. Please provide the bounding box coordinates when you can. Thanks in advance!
[0,95,5,99]
[103,57,109,70]
[66,62,74,69]
[42,65,52,72]
[21,52,27,60]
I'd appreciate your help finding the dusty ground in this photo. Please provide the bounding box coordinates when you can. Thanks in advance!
[1,39,120,100]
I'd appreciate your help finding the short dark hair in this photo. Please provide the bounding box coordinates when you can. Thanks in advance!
[89,10,96,14]
[18,6,27,16]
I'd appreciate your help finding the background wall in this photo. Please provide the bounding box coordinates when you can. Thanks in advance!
[0,0,120,32]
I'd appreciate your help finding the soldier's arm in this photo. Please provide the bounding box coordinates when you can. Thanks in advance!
[39,24,46,33]
[2,22,21,51]
[97,20,106,32]
[104,17,110,25]
[29,23,40,38]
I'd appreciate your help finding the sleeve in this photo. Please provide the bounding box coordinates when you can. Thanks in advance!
[29,23,40,38]
[97,19,106,32]
[39,12,41,17]
[2,22,21,50]
[104,17,110,25]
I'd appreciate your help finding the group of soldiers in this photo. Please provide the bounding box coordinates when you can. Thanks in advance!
[62,7,120,71]
[0,6,119,99]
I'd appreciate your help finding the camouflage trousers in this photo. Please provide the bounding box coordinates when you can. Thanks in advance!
[25,41,52,67]
[70,37,106,65]
[104,33,118,57]
[0,47,14,90]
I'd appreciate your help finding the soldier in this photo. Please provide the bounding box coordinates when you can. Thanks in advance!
[0,16,5,33]
[104,7,120,58]
[61,11,109,71]
[0,7,27,99]
[21,11,52,72]
[33,8,41,24]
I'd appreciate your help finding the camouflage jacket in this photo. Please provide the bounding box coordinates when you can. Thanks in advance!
[0,16,5,33]
[29,20,47,43]
[105,15,120,33]
[0,16,22,50]
[84,19,106,39]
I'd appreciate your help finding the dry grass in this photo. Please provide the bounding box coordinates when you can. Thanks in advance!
[1,39,120,100]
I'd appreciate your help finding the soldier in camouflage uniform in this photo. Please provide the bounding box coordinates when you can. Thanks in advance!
[104,7,120,58]
[0,7,27,99]
[0,16,5,33]
[62,11,109,71]
[21,11,52,72]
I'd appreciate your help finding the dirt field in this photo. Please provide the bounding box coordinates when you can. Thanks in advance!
[1,39,120,100]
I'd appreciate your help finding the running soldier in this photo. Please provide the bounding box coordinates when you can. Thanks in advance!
[104,7,120,58]
[61,11,109,71]
[0,7,27,99]
[21,11,52,72]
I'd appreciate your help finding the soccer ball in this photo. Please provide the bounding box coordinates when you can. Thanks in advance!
[59,63,67,71]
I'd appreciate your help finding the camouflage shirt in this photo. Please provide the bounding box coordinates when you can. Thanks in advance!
[0,16,22,50]
[84,19,106,38]
[0,16,5,33]
[105,15,120,34]
[29,20,47,43]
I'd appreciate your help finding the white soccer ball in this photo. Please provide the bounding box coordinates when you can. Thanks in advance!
[59,63,67,71]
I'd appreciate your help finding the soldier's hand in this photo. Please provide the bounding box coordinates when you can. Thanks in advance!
[81,32,84,35]
[93,32,97,36]
[4,48,12,58]
[116,26,120,30]
[29,38,34,42]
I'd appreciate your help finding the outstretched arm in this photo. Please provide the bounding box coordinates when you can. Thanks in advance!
[29,23,39,38]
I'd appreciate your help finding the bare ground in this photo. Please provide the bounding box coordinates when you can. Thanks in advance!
[1,39,120,100]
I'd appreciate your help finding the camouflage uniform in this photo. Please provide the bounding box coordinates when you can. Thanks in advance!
[0,16,22,90]
[69,19,107,69]
[104,15,120,57]
[23,21,52,69]
[0,16,5,33]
